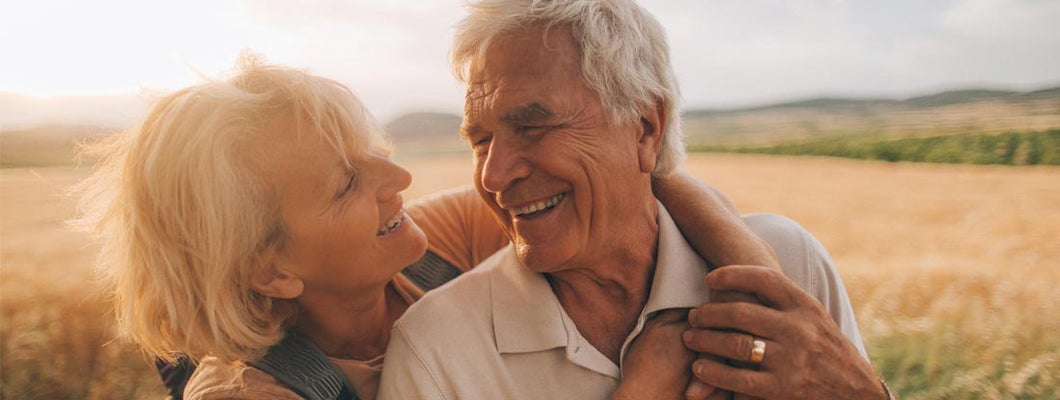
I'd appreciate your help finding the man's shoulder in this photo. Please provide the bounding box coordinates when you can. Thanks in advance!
[743,213,812,247]
[741,213,833,295]
[741,213,868,356]
[394,246,510,335]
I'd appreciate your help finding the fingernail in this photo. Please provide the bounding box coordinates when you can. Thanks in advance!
[682,330,693,343]
[688,308,699,324]
[693,359,705,375]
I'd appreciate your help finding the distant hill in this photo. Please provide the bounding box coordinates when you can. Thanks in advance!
[0,125,120,167]
[383,112,468,156]
[4,86,1059,167]
[380,86,1060,150]
[682,86,1060,146]
[686,87,1057,116]
[1024,86,1060,99]
[903,89,1020,107]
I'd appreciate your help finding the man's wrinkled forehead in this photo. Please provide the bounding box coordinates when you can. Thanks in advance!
[461,79,493,130]
[464,78,492,108]
[468,25,579,80]
[461,26,581,106]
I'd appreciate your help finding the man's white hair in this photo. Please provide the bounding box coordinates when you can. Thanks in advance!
[452,0,686,175]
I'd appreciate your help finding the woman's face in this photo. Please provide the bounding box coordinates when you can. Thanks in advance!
[267,122,427,298]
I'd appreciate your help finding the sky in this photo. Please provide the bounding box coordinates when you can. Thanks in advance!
[2,0,1059,126]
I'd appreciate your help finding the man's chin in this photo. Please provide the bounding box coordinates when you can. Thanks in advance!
[514,243,570,274]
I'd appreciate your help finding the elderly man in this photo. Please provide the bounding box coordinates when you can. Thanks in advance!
[379,1,890,399]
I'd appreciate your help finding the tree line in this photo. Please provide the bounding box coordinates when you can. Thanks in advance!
[692,130,1060,166]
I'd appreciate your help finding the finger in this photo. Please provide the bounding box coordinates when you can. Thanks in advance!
[683,329,774,365]
[650,308,691,326]
[690,352,732,400]
[684,379,715,400]
[706,265,806,310]
[708,290,760,304]
[692,358,777,399]
[687,302,786,339]
[705,390,732,400]
[698,289,770,374]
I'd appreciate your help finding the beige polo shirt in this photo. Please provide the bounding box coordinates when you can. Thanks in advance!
[378,204,867,400]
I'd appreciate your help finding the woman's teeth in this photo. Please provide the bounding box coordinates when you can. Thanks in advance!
[377,211,405,236]
[513,193,565,217]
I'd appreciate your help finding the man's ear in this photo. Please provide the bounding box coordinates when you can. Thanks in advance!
[636,100,667,174]
[251,257,304,300]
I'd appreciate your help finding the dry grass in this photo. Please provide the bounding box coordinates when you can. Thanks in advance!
[678,154,1060,398]
[2,154,1058,398]
[0,167,161,399]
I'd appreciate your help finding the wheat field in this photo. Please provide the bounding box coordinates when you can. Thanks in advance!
[2,153,1058,399]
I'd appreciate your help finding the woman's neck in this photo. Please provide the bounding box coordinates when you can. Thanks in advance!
[292,282,409,361]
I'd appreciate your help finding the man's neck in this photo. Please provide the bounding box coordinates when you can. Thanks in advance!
[546,236,658,364]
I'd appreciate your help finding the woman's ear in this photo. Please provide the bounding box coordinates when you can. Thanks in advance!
[251,256,304,299]
[636,101,667,173]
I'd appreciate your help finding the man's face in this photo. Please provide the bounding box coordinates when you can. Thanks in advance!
[461,25,659,273]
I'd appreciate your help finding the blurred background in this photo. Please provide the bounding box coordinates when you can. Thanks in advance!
[2,1,1058,398]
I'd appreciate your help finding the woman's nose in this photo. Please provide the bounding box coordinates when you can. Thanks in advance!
[376,156,413,200]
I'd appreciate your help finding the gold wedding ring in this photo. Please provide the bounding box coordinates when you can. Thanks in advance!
[749,338,767,364]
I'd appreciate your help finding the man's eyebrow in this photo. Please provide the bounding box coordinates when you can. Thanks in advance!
[460,103,555,140]
[459,123,481,140]
[501,102,554,126]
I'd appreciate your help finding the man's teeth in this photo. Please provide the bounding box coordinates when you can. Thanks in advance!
[377,211,405,236]
[513,193,565,217]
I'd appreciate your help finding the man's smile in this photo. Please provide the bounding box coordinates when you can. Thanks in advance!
[509,192,567,219]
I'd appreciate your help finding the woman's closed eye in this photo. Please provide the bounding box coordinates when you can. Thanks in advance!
[338,172,358,198]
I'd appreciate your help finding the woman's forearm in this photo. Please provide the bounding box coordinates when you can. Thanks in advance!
[653,169,779,270]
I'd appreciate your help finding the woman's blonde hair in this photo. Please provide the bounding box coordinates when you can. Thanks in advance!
[452,0,686,175]
[72,54,385,363]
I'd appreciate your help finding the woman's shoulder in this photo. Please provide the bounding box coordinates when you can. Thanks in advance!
[184,356,303,400]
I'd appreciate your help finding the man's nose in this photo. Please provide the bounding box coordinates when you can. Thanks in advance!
[479,135,531,194]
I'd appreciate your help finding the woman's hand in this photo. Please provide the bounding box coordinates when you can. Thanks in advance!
[612,309,696,400]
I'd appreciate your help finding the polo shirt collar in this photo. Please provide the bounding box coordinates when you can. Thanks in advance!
[490,249,568,353]
[642,202,713,315]
[489,202,712,355]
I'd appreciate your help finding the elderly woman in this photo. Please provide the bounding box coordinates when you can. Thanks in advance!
[74,57,776,400]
